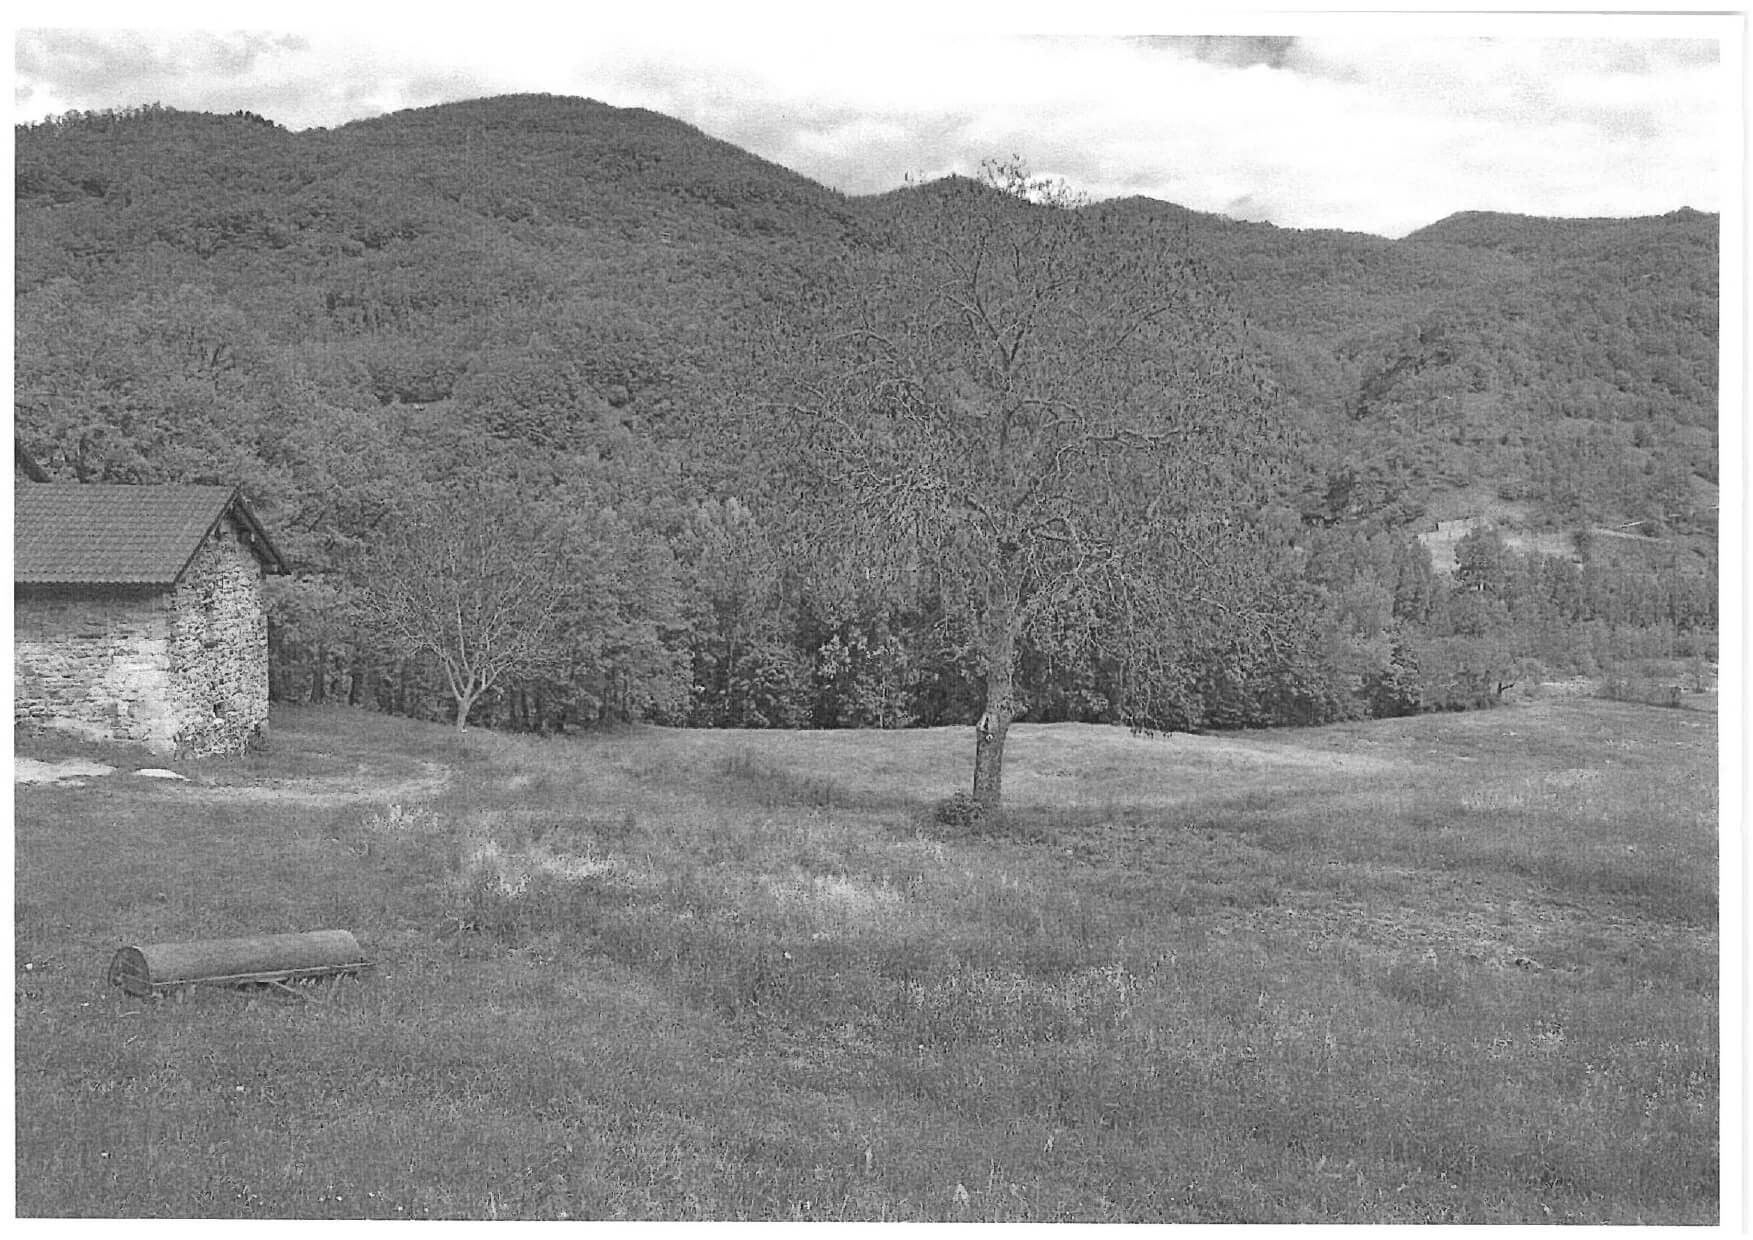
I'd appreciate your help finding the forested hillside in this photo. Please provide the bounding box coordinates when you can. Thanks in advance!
[14,96,1719,734]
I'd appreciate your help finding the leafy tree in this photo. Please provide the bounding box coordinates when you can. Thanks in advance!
[358,485,569,729]
[1411,634,1516,710]
[1453,525,1512,597]
[1362,635,1424,717]
[775,159,1285,811]
[673,498,809,728]
[811,626,920,729]
[511,502,692,728]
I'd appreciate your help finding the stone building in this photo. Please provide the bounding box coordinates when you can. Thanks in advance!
[14,484,289,756]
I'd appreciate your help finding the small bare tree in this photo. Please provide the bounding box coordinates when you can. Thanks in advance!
[360,486,569,730]
[776,159,1285,812]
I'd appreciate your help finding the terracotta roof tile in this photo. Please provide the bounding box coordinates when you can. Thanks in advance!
[15,484,266,585]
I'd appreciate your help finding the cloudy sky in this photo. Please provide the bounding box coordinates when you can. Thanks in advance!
[11,14,1737,238]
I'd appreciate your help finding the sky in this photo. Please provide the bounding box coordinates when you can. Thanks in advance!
[9,12,1741,238]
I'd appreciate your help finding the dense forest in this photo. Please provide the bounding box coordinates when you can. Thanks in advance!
[14,96,1720,735]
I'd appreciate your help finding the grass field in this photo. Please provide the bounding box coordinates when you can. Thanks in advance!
[14,697,1719,1221]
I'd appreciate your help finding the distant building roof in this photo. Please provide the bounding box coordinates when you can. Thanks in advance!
[15,484,289,585]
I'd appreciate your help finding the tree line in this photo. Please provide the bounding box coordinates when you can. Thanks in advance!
[271,482,1714,725]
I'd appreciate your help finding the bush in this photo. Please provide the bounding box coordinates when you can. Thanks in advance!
[926,792,1059,844]
[1599,663,1687,708]
[933,791,986,831]
[1606,678,1683,708]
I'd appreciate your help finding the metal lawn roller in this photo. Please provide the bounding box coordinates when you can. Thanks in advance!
[108,930,370,1000]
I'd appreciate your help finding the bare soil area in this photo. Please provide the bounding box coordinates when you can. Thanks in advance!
[13,753,451,805]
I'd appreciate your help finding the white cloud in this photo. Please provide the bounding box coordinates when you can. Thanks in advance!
[11,23,1732,236]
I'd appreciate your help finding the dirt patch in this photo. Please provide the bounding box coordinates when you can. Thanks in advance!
[14,757,117,785]
[16,751,453,806]
[187,761,453,807]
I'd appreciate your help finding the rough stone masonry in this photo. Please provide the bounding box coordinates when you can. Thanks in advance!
[14,516,271,756]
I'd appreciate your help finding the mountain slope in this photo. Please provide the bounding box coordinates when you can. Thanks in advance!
[16,95,1717,532]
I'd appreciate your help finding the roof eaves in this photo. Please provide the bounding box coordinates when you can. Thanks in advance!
[15,575,172,588]
[162,487,292,581]
[165,486,242,585]
[229,491,291,575]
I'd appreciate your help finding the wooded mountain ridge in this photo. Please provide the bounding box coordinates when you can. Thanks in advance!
[14,95,1719,731]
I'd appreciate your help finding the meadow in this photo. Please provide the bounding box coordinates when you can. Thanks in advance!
[14,695,1718,1221]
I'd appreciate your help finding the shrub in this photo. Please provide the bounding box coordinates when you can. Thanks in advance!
[932,791,986,831]
[1600,671,1685,709]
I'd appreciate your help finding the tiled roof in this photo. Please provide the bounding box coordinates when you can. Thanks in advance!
[15,484,285,585]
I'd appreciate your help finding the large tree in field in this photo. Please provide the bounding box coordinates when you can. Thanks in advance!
[360,485,570,730]
[777,159,1288,812]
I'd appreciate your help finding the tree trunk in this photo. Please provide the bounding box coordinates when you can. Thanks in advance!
[454,685,480,731]
[971,597,1020,814]
[972,702,1011,813]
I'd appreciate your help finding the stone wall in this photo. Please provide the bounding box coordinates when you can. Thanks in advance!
[13,514,271,756]
[166,520,272,755]
[14,586,180,751]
